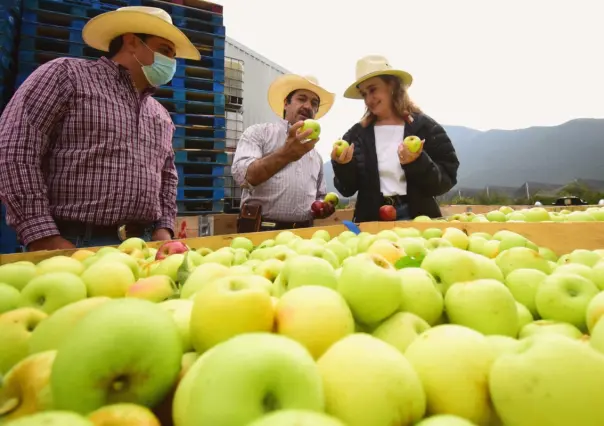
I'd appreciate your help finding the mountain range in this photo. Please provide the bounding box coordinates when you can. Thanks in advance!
[323,118,604,196]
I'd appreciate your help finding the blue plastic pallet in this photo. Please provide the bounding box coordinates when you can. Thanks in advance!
[174,149,229,165]
[172,136,226,150]
[177,198,225,214]
[0,204,19,254]
[176,163,226,179]
[169,75,224,93]
[19,35,103,58]
[170,113,225,128]
[176,174,224,188]
[176,186,225,200]
[133,0,223,25]
[173,125,226,141]
[158,98,225,116]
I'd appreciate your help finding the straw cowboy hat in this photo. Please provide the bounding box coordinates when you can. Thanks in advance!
[344,55,413,99]
[82,6,200,60]
[267,74,335,120]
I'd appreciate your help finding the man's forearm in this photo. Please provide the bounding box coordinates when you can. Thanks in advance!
[245,147,292,186]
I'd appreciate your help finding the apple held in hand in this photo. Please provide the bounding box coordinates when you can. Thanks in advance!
[333,139,350,157]
[379,205,397,221]
[324,192,340,206]
[311,200,326,218]
[298,119,321,141]
[155,241,189,261]
[403,135,422,153]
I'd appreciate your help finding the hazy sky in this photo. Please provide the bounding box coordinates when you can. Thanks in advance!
[212,0,604,160]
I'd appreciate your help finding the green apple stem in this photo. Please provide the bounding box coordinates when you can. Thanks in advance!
[0,397,19,415]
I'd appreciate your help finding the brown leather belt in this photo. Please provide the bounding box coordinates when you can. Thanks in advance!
[260,219,313,230]
[55,220,153,241]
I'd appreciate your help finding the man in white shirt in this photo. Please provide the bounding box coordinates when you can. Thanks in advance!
[232,74,336,232]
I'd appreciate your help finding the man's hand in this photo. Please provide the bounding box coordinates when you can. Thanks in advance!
[28,235,76,252]
[152,228,172,241]
[398,139,425,165]
[282,121,319,162]
[311,200,336,219]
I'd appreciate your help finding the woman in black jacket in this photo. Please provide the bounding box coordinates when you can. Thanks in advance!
[331,55,460,222]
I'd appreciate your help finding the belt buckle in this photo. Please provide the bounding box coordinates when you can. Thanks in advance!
[117,224,128,242]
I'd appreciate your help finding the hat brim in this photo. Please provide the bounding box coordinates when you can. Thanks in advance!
[343,69,413,99]
[267,74,335,120]
[82,10,201,60]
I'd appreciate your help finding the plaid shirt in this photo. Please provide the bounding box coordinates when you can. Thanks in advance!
[0,57,178,246]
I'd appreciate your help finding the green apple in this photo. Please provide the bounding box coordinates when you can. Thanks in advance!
[491,230,531,251]
[324,192,340,207]
[553,263,595,283]
[372,311,431,354]
[489,334,604,426]
[337,253,401,325]
[415,415,478,425]
[190,275,274,353]
[0,283,21,314]
[376,229,400,241]
[485,335,522,359]
[495,246,551,277]
[589,315,604,354]
[538,246,558,262]
[29,297,111,354]
[518,319,584,340]
[422,228,443,239]
[291,241,339,268]
[125,275,177,302]
[0,262,37,291]
[396,237,428,258]
[0,350,56,422]
[441,227,469,250]
[275,255,337,294]
[20,272,87,314]
[516,301,533,332]
[36,256,85,276]
[247,409,346,426]
[50,299,182,414]
[403,135,422,153]
[564,249,602,267]
[230,236,254,253]
[2,411,93,425]
[425,237,453,250]
[118,237,148,255]
[174,332,324,426]
[318,333,426,426]
[80,260,136,298]
[299,118,321,140]
[180,263,230,299]
[332,139,350,157]
[96,247,121,257]
[151,254,187,282]
[92,252,141,280]
[274,230,298,246]
[504,268,547,317]
[397,267,444,325]
[366,239,406,264]
[485,210,507,222]
[0,308,48,375]
[337,230,356,243]
[421,248,503,295]
[253,259,284,283]
[445,279,518,337]
[585,291,604,333]
[412,215,432,222]
[523,207,551,222]
[158,299,194,352]
[311,229,330,243]
[87,403,161,425]
[250,246,298,262]
[275,285,354,359]
[324,239,351,264]
[534,273,598,331]
[404,324,497,425]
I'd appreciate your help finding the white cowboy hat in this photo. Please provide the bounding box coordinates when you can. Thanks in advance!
[344,55,413,99]
[267,74,335,120]
[82,6,200,60]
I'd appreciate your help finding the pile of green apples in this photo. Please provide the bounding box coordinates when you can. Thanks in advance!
[436,205,604,223]
[2,225,604,426]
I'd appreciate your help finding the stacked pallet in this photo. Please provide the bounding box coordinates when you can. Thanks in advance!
[0,0,21,254]
[14,0,227,217]
[223,56,244,213]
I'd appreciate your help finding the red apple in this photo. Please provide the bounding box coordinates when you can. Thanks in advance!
[311,200,326,218]
[155,241,189,260]
[379,205,397,221]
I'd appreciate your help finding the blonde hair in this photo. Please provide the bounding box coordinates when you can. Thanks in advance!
[360,75,422,127]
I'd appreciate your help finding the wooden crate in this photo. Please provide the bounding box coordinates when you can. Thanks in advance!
[1,221,603,265]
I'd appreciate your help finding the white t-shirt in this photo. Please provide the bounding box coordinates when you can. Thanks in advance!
[374,125,407,196]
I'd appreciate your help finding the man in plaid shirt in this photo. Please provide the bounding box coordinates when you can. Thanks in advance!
[0,7,200,251]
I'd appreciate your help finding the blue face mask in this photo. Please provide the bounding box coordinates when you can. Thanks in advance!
[135,43,177,87]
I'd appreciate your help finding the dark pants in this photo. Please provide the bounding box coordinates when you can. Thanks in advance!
[395,203,412,220]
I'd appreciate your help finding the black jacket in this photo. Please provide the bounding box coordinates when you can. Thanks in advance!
[332,112,459,222]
